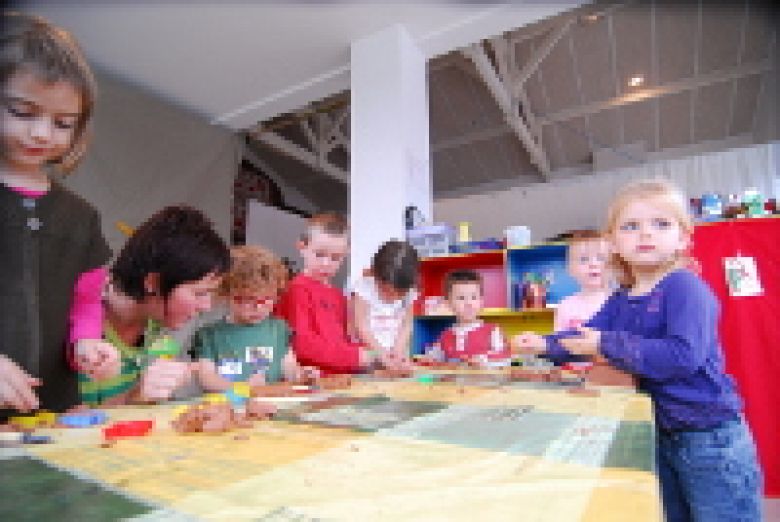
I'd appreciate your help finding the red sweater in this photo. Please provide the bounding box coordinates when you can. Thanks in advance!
[275,274,362,374]
[438,322,509,361]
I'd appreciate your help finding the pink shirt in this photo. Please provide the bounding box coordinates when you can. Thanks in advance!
[554,291,610,332]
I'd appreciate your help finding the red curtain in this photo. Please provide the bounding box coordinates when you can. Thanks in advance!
[692,218,780,496]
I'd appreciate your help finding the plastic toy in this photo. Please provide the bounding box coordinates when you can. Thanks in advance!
[103,420,154,439]
[146,335,180,360]
[21,433,52,444]
[59,410,108,428]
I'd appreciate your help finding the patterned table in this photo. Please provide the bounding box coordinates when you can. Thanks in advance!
[0,374,660,521]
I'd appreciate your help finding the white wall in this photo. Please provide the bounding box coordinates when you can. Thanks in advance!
[63,70,239,253]
[434,143,777,243]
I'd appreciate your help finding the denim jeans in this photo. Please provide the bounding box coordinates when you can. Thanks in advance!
[656,417,763,522]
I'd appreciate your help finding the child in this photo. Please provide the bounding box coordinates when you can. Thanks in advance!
[79,206,231,405]
[275,212,373,374]
[0,12,115,417]
[436,270,510,365]
[350,240,419,369]
[192,245,299,392]
[554,230,611,332]
[514,179,762,521]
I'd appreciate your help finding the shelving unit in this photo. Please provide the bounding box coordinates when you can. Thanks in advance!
[411,243,577,355]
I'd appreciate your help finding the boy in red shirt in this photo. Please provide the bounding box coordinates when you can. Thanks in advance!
[275,213,372,374]
[436,270,511,366]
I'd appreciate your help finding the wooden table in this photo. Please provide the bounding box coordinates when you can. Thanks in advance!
[0,373,660,521]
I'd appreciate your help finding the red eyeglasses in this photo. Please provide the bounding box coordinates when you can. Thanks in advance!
[232,295,276,307]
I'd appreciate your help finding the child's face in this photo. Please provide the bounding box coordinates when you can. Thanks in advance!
[448,282,483,323]
[568,239,610,291]
[611,197,689,270]
[229,290,276,325]
[1,70,81,173]
[376,280,406,303]
[148,272,222,330]
[298,230,348,284]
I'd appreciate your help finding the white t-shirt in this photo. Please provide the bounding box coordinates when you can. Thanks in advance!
[351,276,417,351]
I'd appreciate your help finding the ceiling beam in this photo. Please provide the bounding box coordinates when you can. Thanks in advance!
[248,129,349,184]
[462,43,550,177]
[433,125,512,152]
[512,18,574,97]
[537,60,772,127]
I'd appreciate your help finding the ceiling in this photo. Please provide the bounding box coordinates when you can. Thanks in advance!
[20,1,578,128]
[249,0,777,211]
[19,1,778,213]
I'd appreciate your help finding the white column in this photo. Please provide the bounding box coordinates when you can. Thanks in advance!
[349,25,432,282]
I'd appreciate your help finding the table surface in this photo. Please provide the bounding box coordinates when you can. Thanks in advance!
[0,372,660,521]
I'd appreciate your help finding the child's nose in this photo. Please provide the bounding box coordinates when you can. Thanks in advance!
[30,117,54,142]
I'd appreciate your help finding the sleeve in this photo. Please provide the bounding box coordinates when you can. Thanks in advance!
[68,267,107,344]
[278,284,361,373]
[598,272,717,380]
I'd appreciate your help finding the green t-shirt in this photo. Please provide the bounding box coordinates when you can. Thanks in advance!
[191,318,290,383]
[79,320,163,406]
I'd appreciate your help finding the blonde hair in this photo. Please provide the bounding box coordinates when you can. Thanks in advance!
[604,178,695,288]
[299,212,348,244]
[220,245,287,297]
[1,12,97,173]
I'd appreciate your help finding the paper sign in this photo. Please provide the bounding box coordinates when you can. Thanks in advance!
[724,256,763,297]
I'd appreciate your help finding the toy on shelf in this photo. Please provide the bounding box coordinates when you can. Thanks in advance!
[517,272,552,309]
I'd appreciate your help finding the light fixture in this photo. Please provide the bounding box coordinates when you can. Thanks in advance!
[628,75,645,88]
[582,14,600,23]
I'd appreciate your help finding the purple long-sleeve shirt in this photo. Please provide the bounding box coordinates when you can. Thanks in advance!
[546,270,741,431]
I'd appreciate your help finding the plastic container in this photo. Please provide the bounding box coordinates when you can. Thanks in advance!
[505,226,531,248]
[407,223,455,258]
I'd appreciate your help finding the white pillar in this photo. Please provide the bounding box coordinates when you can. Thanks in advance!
[349,25,432,282]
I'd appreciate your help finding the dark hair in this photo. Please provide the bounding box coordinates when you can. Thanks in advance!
[111,206,230,300]
[444,269,483,297]
[371,240,419,292]
[1,11,97,172]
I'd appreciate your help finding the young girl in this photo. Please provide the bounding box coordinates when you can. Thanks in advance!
[436,269,510,366]
[192,245,300,392]
[0,12,116,417]
[350,240,419,370]
[79,206,230,405]
[514,179,762,520]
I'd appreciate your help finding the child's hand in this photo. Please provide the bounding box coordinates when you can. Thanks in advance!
[248,372,266,387]
[0,355,41,412]
[76,339,121,381]
[560,327,601,356]
[380,351,412,371]
[511,332,546,354]
[138,359,191,401]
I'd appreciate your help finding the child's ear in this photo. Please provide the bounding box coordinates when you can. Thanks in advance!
[143,273,161,296]
[296,240,306,252]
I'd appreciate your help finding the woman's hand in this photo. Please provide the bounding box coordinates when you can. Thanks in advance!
[76,339,121,381]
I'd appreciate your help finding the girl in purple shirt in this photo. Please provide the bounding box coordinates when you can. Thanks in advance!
[514,179,761,521]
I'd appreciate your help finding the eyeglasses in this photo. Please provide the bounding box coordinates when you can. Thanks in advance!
[232,295,276,307]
